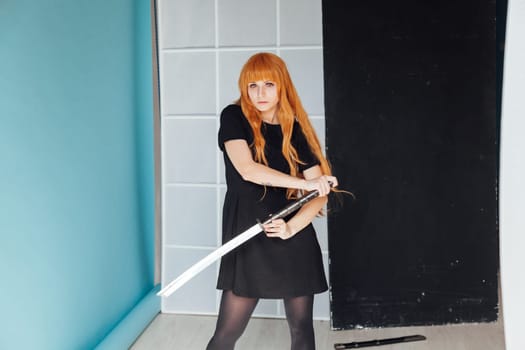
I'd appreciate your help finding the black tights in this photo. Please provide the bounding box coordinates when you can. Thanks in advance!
[206,290,315,350]
[283,294,315,350]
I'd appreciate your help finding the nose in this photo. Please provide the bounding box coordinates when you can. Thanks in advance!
[257,85,266,97]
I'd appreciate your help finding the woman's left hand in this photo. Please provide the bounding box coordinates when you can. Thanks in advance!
[263,219,293,240]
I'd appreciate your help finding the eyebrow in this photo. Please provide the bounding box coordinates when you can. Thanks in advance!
[248,80,275,83]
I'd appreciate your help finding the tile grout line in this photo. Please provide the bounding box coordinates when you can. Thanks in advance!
[214,0,221,315]
[161,45,323,53]
[276,0,281,56]
[275,0,280,317]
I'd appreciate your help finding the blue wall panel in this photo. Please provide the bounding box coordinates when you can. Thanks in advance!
[0,0,155,348]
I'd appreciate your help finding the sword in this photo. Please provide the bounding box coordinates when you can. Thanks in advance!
[157,188,327,297]
[334,335,426,349]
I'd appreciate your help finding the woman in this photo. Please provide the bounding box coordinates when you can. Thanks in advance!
[207,52,338,350]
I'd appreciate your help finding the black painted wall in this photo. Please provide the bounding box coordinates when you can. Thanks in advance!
[323,0,500,329]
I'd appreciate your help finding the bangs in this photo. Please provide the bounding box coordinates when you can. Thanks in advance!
[239,54,282,87]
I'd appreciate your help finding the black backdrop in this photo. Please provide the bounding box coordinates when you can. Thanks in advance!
[323,0,501,329]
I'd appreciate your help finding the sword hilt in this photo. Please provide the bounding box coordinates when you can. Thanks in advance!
[261,181,334,225]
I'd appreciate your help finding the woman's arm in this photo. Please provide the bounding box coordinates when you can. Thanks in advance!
[263,165,332,240]
[224,139,336,196]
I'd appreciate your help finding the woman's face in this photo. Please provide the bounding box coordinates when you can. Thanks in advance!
[247,80,279,120]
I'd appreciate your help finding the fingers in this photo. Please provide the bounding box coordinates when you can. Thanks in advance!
[263,219,291,240]
[262,219,285,233]
[318,179,330,197]
[306,175,339,197]
[327,175,338,188]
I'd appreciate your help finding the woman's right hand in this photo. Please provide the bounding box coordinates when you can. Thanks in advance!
[303,175,338,197]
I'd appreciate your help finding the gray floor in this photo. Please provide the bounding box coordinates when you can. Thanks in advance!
[131,313,505,350]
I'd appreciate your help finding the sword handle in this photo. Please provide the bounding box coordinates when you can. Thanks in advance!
[261,181,334,225]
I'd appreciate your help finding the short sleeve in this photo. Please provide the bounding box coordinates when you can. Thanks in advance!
[293,122,320,172]
[218,104,253,151]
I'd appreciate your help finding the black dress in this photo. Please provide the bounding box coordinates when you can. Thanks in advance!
[216,104,328,298]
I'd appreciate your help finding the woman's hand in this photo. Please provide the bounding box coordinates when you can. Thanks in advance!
[263,219,294,240]
[303,175,338,197]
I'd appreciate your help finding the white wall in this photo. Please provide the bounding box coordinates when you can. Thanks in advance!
[500,0,525,348]
[157,0,331,319]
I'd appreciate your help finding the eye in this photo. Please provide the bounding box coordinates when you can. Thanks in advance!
[265,82,275,87]
[248,83,257,89]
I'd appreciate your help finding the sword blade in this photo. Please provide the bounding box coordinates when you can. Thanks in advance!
[157,223,262,297]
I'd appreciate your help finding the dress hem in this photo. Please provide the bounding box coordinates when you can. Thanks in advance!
[215,286,329,299]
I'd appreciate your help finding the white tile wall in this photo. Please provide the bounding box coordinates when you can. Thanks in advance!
[218,0,277,47]
[164,186,217,246]
[280,0,323,45]
[164,118,217,183]
[310,118,326,152]
[313,216,328,252]
[280,49,325,115]
[158,0,330,320]
[162,52,216,115]
[160,0,215,48]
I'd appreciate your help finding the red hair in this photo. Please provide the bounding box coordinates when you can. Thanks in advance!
[237,52,332,199]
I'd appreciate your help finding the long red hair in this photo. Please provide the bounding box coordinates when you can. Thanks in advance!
[237,52,332,199]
